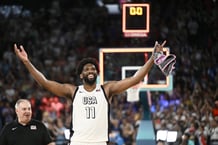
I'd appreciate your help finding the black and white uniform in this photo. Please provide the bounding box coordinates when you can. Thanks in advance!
[70,84,110,145]
[0,119,53,145]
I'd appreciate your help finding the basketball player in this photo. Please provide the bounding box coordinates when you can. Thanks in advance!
[14,41,166,145]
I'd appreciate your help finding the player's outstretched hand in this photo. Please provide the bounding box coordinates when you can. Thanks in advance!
[152,40,176,76]
[14,44,29,62]
[153,40,166,54]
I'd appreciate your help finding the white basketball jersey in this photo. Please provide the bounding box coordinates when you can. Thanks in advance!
[70,84,109,142]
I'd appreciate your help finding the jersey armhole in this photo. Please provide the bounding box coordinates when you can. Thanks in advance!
[100,85,110,104]
[72,86,79,102]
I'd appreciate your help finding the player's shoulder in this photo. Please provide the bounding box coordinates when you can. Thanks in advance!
[102,81,117,89]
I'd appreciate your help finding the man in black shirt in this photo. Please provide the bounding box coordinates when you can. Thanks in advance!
[0,99,55,145]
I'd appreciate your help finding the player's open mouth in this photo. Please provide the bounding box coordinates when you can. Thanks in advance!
[88,74,94,78]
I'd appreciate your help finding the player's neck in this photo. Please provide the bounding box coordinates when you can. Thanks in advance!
[83,83,96,92]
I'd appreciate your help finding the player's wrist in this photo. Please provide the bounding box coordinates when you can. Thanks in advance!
[149,55,155,62]
[22,59,30,64]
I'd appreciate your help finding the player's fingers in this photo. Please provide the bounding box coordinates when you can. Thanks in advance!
[161,40,167,47]
[14,44,19,53]
[14,44,18,49]
[20,45,25,51]
[154,41,159,50]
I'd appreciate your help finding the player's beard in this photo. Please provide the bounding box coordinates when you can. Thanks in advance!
[83,74,97,85]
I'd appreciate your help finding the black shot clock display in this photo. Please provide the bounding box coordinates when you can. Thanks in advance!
[122,3,150,37]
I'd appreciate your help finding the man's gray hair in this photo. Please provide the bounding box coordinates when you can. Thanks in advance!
[15,99,31,109]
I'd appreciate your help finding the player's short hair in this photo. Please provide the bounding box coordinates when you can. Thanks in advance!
[76,57,99,75]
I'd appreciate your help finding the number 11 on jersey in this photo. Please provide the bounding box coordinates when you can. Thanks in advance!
[85,106,96,119]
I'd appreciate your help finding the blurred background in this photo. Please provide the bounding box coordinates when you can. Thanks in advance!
[0,0,218,145]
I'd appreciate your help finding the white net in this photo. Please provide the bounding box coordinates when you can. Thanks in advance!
[126,82,142,102]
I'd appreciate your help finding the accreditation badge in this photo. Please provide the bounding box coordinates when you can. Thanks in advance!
[30,125,37,130]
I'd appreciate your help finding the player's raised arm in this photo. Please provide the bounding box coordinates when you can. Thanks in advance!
[104,41,166,98]
[14,44,75,98]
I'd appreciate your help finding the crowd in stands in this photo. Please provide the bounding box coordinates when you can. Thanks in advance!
[0,0,218,145]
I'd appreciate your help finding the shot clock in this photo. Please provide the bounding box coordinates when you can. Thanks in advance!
[122,3,150,37]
